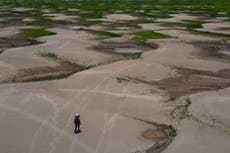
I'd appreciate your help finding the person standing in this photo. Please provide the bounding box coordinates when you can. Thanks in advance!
[74,114,81,133]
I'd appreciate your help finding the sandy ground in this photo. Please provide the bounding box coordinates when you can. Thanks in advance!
[43,13,78,21]
[156,14,200,23]
[89,25,138,35]
[196,22,230,35]
[0,26,37,37]
[0,64,172,153]
[155,30,219,42]
[0,28,111,82]
[139,23,171,31]
[163,88,230,153]
[0,27,21,37]
[12,7,35,12]
[22,18,35,22]
[0,11,230,153]
[105,14,138,22]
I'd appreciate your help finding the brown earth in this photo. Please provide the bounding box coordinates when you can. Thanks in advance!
[142,129,168,141]
[129,68,230,99]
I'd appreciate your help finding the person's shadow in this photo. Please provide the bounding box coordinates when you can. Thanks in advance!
[74,130,81,134]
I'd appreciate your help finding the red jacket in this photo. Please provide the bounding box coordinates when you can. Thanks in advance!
[74,117,81,124]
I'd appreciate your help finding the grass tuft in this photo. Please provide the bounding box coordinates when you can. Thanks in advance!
[132,30,171,45]
[190,29,230,37]
[19,28,57,38]
[126,52,142,59]
[81,29,122,38]
[116,77,130,83]
[182,19,206,30]
[29,71,77,82]
[39,52,59,61]
[100,52,142,65]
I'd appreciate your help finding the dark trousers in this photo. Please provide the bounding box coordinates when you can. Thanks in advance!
[75,124,80,131]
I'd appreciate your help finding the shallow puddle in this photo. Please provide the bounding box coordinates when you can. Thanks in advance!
[113,48,143,54]
[219,51,230,56]
[215,16,229,21]
[175,26,186,30]
[68,25,87,30]
[114,27,130,30]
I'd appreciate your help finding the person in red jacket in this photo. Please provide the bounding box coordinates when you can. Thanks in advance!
[74,114,81,133]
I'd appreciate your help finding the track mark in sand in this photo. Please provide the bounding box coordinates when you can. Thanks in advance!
[0,103,95,153]
[64,62,139,131]
[64,76,108,128]
[28,93,62,153]
[95,85,132,153]
[68,63,139,153]
[191,113,230,135]
[94,83,113,153]
[29,122,45,153]
[35,93,60,124]
[57,40,71,49]
[95,114,119,153]
[59,88,159,101]
[67,77,110,153]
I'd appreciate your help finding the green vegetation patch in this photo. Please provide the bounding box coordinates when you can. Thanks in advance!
[126,52,142,59]
[38,52,87,69]
[190,29,230,37]
[29,71,77,82]
[182,20,230,37]
[100,52,142,65]
[39,52,59,61]
[33,52,90,82]
[183,19,206,30]
[79,11,104,19]
[19,28,57,38]
[132,30,171,45]
[81,29,122,38]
